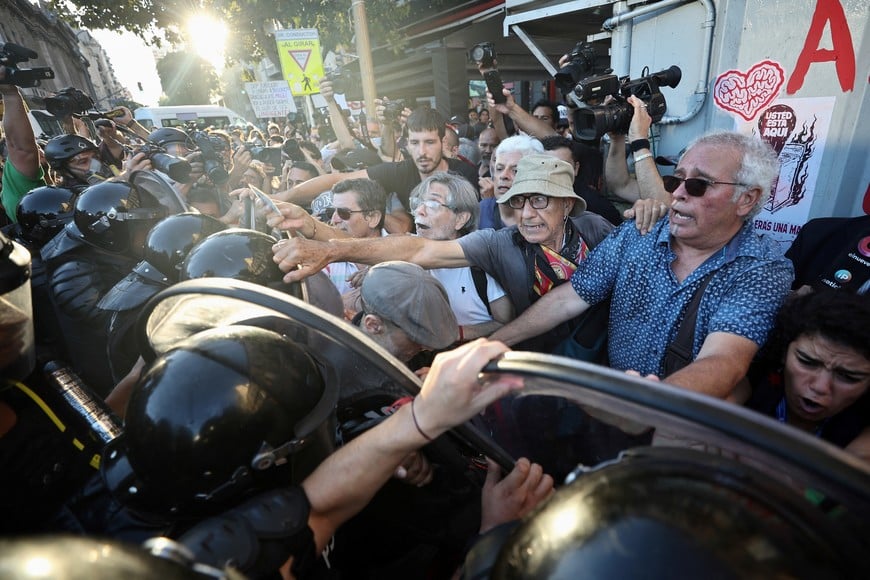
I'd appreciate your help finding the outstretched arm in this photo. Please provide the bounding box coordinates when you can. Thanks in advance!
[0,82,39,179]
[272,234,469,284]
[271,169,366,206]
[320,80,356,151]
[490,283,590,346]
[486,88,558,141]
[302,339,522,552]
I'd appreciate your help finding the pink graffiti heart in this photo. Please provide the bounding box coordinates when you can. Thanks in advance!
[713,60,785,121]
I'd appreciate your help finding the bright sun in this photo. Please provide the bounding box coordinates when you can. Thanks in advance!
[186,13,228,73]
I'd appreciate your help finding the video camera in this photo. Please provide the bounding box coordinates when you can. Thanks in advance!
[281,139,306,164]
[44,87,95,118]
[249,144,284,173]
[323,66,361,99]
[382,99,405,122]
[0,43,54,88]
[137,142,193,183]
[571,65,682,141]
[554,42,597,95]
[190,130,229,185]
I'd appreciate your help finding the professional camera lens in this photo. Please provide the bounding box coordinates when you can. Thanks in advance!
[554,42,596,94]
[150,152,192,183]
[469,42,496,68]
[572,102,634,141]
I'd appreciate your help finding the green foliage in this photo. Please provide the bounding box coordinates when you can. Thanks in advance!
[48,0,434,61]
[156,52,220,105]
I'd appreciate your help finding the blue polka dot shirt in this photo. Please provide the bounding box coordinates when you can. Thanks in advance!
[570,218,794,376]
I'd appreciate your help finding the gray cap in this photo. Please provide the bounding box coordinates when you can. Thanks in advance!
[361,261,458,349]
[496,154,585,212]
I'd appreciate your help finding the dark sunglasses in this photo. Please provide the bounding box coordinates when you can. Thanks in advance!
[661,175,747,197]
[330,207,371,220]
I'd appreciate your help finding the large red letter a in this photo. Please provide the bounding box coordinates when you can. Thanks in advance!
[787,0,855,94]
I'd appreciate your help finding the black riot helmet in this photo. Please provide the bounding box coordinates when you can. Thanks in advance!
[101,325,336,518]
[485,447,865,580]
[143,212,227,283]
[147,127,195,150]
[0,535,220,579]
[15,186,76,246]
[73,180,179,254]
[43,134,99,170]
[180,228,284,285]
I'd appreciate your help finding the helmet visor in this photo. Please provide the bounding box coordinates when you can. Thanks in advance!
[131,170,190,216]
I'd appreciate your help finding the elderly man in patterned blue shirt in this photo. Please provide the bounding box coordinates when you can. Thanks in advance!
[491,129,793,401]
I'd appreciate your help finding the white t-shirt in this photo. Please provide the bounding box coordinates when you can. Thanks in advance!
[324,261,360,296]
[429,267,506,326]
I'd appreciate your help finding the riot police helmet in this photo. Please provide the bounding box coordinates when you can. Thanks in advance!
[0,535,218,579]
[43,134,99,170]
[143,212,227,282]
[486,448,864,579]
[180,228,284,285]
[101,325,336,518]
[15,186,77,246]
[73,181,167,253]
[147,127,195,150]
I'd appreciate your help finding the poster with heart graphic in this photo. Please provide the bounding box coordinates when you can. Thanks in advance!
[719,84,836,254]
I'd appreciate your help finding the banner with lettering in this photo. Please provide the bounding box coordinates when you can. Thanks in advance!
[275,29,325,96]
[244,81,298,118]
[734,95,835,253]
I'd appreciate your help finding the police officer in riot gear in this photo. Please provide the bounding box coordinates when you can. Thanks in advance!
[98,212,227,382]
[13,185,77,249]
[3,186,77,362]
[178,227,347,316]
[147,127,196,157]
[463,447,869,579]
[42,179,177,395]
[43,134,113,193]
[102,325,337,519]
[180,228,299,291]
[1,230,123,534]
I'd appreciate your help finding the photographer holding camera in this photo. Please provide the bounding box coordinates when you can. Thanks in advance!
[373,97,410,162]
[601,93,671,232]
[318,77,362,157]
[0,69,45,223]
[470,43,558,143]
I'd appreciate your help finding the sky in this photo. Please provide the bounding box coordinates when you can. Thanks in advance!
[90,29,164,107]
[89,12,228,108]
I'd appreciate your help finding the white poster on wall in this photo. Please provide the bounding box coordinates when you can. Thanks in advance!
[735,96,836,253]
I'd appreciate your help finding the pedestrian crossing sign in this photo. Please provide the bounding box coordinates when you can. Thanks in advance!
[275,28,325,96]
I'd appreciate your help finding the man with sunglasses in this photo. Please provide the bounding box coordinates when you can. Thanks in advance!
[320,178,388,296]
[490,131,793,401]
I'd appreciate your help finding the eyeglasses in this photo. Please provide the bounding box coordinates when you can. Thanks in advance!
[507,194,550,210]
[411,197,455,213]
[330,207,371,220]
[661,175,747,197]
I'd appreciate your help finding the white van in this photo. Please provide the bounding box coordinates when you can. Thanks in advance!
[134,105,248,131]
